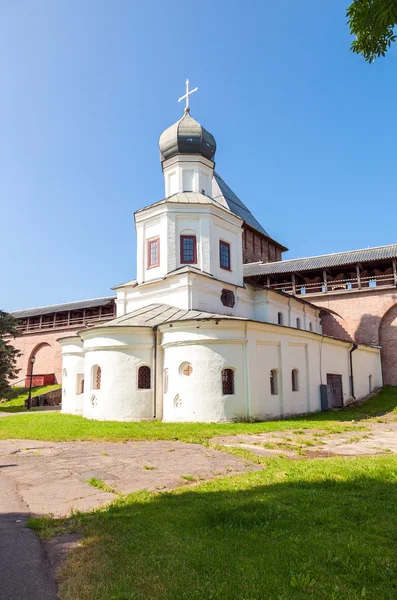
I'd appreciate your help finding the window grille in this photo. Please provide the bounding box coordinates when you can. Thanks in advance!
[270,369,278,395]
[222,369,235,395]
[96,366,101,390]
[219,241,231,270]
[80,378,84,394]
[291,369,299,392]
[180,235,197,264]
[138,366,151,389]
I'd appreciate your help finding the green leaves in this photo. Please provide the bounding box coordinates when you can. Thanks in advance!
[0,310,21,398]
[347,0,397,62]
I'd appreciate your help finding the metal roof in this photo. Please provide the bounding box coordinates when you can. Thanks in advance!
[135,191,242,220]
[243,244,397,277]
[212,173,269,237]
[95,303,243,328]
[159,110,216,163]
[11,296,116,319]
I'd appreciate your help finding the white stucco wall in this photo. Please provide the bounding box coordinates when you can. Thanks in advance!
[79,327,155,421]
[58,337,85,416]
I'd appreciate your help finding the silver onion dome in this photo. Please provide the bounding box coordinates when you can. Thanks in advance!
[159,109,216,163]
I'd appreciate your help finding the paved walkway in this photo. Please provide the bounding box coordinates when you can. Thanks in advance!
[0,469,58,599]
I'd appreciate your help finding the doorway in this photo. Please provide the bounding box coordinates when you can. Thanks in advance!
[326,374,343,408]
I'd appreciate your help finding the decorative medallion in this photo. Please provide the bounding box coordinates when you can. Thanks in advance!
[91,394,97,408]
[174,394,182,409]
[221,289,235,308]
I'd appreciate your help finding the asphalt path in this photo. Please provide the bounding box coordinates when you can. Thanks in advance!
[0,468,58,599]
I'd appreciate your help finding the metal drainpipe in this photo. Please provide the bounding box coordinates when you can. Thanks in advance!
[350,343,358,399]
[153,326,158,419]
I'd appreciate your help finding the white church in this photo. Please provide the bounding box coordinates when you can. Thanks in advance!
[60,83,382,422]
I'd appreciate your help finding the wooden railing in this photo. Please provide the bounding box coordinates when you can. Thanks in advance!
[17,313,114,333]
[269,272,396,296]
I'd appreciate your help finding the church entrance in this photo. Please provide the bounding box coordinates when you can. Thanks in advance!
[326,374,343,408]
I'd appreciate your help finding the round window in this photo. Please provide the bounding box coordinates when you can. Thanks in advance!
[180,363,193,376]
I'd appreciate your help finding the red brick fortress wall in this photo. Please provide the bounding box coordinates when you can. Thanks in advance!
[314,287,397,385]
[11,328,81,385]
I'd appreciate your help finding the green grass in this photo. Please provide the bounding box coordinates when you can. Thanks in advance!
[0,384,61,413]
[29,455,397,600]
[0,386,396,443]
[86,478,118,495]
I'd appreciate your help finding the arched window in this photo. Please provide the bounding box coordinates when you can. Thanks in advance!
[277,312,283,325]
[138,366,151,389]
[92,365,101,390]
[222,369,235,395]
[296,318,301,329]
[76,374,84,394]
[309,322,313,332]
[369,374,373,393]
[270,369,278,395]
[291,369,299,392]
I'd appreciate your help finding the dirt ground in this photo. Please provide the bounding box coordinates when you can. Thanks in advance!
[0,439,259,516]
[212,419,397,458]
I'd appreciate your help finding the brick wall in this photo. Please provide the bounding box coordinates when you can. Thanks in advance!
[242,227,283,264]
[313,287,397,385]
[10,328,81,385]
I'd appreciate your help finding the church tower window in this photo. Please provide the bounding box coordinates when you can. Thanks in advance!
[277,312,283,325]
[219,241,231,270]
[180,235,197,264]
[296,317,301,329]
[147,238,160,268]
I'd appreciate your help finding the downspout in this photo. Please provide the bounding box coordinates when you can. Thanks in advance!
[349,343,358,399]
[153,326,158,419]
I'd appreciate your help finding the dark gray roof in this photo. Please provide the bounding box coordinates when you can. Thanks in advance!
[95,303,243,328]
[159,110,216,163]
[243,244,397,277]
[11,296,115,319]
[212,173,269,236]
[212,173,287,250]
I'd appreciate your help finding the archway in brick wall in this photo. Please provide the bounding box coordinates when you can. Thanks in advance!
[27,343,53,373]
[379,304,397,386]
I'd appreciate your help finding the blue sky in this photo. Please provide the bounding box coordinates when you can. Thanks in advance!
[1,0,396,311]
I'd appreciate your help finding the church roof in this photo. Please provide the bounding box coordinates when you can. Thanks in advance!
[94,303,243,328]
[212,173,288,250]
[135,191,242,220]
[11,296,115,319]
[243,244,397,276]
[159,110,216,163]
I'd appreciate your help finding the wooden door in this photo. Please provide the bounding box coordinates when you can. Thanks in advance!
[326,374,343,408]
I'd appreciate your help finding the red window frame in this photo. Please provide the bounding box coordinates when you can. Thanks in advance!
[147,237,160,269]
[219,240,231,271]
[180,235,197,264]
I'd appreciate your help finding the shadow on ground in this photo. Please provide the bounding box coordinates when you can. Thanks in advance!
[36,456,397,600]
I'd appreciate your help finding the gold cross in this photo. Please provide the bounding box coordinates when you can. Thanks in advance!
[178,79,198,112]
